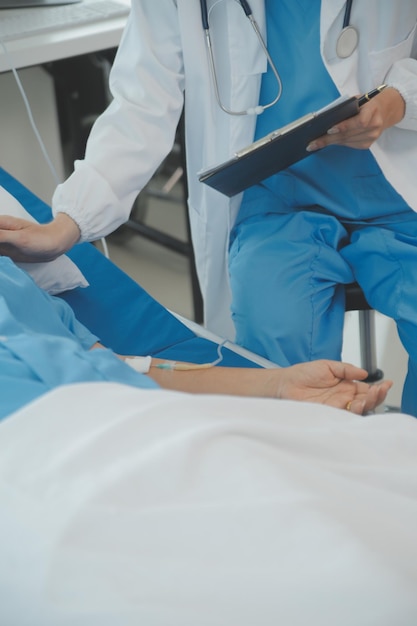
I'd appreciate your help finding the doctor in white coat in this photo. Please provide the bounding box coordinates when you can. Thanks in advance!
[0,1,416,401]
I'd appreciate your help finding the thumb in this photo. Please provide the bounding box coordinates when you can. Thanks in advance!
[0,215,33,231]
[328,361,369,381]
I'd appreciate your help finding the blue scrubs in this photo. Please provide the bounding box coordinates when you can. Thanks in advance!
[228,0,417,416]
[0,258,158,421]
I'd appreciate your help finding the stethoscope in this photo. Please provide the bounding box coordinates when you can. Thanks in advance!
[200,0,282,116]
[200,0,359,116]
[336,0,359,59]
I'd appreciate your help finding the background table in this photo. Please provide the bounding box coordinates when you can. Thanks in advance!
[0,0,130,201]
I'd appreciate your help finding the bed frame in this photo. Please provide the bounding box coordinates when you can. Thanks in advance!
[0,167,261,368]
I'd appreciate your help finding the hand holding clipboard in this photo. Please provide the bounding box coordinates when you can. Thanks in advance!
[199,85,387,197]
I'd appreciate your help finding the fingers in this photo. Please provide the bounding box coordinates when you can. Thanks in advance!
[346,379,393,415]
[326,360,369,382]
[307,106,382,151]
[269,360,392,415]
[0,215,29,231]
[311,88,404,153]
[346,397,366,415]
[0,216,36,259]
[361,380,393,414]
[0,214,79,262]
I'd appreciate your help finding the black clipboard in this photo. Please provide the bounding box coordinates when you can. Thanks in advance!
[198,96,359,197]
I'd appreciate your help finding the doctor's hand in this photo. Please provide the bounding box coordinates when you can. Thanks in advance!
[274,360,392,415]
[307,87,405,152]
[0,213,80,262]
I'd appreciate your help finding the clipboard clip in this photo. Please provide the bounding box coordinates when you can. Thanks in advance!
[235,113,315,158]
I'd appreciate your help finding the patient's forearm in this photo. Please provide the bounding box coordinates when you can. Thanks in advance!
[120,354,270,396]
[119,354,391,415]
[149,362,278,398]
[146,358,392,416]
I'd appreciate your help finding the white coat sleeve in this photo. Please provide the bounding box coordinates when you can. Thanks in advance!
[384,28,417,131]
[52,0,185,242]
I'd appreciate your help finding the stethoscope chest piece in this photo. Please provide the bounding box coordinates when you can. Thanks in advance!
[336,25,359,58]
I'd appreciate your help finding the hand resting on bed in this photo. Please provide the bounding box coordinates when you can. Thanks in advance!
[134,356,392,415]
[0,255,391,420]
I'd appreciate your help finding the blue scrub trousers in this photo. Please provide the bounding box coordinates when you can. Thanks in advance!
[227,0,417,416]
[229,204,417,418]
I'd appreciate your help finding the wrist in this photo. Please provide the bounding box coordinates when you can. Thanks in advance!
[260,368,285,400]
[383,85,406,127]
[50,213,81,256]
[124,355,153,373]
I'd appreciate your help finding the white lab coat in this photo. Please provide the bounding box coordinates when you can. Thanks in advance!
[52,0,417,338]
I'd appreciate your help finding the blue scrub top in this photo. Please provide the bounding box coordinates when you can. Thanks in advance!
[0,258,158,421]
[237,0,408,224]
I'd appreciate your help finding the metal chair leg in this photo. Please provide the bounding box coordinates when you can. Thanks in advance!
[357,309,384,383]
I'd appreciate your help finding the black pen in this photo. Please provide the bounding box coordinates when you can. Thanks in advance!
[358,84,387,107]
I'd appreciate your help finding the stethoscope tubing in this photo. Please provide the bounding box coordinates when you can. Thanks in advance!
[200,0,356,116]
[200,0,282,115]
[343,0,353,28]
[200,0,252,29]
[200,0,353,32]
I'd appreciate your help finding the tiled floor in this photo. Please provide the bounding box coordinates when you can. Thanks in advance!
[102,172,195,322]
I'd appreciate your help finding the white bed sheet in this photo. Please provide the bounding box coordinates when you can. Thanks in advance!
[0,383,417,625]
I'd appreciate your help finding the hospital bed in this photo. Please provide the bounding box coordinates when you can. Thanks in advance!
[0,167,268,368]
[1,168,417,626]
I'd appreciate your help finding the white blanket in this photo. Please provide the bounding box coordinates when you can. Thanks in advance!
[0,383,417,626]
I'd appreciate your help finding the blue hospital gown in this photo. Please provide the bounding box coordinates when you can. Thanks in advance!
[0,257,158,421]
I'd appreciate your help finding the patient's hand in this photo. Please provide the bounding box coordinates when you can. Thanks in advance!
[149,356,392,415]
[0,213,80,262]
[275,360,392,415]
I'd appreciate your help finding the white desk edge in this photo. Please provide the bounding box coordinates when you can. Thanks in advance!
[0,1,130,73]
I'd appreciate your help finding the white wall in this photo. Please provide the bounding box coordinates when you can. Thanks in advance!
[343,311,407,411]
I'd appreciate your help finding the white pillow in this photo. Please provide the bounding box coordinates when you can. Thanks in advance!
[0,186,88,295]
